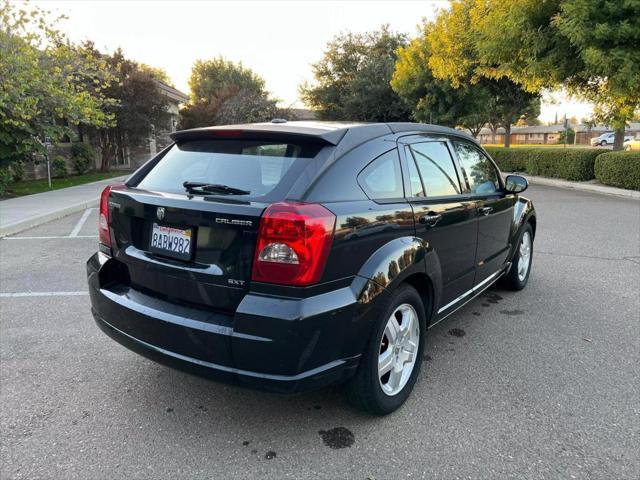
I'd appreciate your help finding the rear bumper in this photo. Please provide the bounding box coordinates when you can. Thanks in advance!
[87,253,369,394]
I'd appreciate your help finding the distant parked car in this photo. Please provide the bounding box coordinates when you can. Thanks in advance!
[624,136,640,151]
[590,132,633,146]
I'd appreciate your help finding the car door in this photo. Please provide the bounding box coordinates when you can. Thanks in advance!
[451,141,515,287]
[399,138,478,309]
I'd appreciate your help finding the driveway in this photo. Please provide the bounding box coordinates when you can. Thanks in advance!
[1,185,638,479]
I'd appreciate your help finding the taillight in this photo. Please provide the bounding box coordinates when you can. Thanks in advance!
[252,202,336,286]
[98,183,125,249]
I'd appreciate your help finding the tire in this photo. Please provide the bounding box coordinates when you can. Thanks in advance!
[501,223,534,291]
[600,140,607,146]
[345,284,426,415]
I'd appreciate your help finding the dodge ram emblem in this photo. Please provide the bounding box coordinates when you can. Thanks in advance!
[156,207,166,221]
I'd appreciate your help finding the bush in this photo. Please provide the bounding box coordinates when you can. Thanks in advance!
[484,147,528,172]
[51,155,68,178]
[594,152,640,191]
[485,147,601,181]
[70,143,95,174]
[557,128,575,145]
[0,168,11,196]
[10,161,25,182]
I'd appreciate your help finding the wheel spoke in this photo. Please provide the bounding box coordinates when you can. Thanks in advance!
[385,315,400,344]
[402,350,415,364]
[387,368,403,391]
[378,349,394,377]
[399,307,413,336]
[404,339,417,354]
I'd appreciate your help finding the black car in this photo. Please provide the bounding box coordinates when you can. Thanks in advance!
[87,121,536,415]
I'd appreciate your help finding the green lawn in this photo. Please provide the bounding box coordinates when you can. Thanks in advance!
[4,171,129,198]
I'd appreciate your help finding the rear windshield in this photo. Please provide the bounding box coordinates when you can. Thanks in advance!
[136,139,323,197]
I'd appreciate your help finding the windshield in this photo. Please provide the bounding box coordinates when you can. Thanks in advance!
[137,139,323,198]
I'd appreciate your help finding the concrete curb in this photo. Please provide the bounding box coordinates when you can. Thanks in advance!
[510,174,640,200]
[0,198,99,238]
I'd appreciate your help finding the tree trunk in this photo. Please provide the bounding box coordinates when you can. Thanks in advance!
[504,124,512,148]
[99,130,115,172]
[490,126,497,144]
[613,127,625,151]
[116,128,125,166]
[468,125,482,138]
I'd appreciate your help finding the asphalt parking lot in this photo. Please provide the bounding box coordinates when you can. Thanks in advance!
[1,185,639,479]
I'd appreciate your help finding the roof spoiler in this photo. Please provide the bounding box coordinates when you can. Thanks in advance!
[170,125,347,145]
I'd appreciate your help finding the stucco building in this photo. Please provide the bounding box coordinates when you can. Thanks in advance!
[24,81,188,180]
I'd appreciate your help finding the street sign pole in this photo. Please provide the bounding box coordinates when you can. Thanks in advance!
[46,150,51,189]
[44,136,52,189]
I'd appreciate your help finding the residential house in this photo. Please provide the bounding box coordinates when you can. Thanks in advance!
[477,127,506,144]
[478,124,566,145]
[477,123,640,146]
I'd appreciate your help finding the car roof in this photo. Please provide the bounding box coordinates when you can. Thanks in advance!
[170,121,479,149]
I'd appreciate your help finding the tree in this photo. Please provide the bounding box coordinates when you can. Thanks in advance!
[424,1,542,146]
[483,78,540,147]
[140,64,173,87]
[179,57,278,128]
[429,0,640,150]
[300,26,411,122]
[213,89,281,125]
[393,19,539,144]
[0,1,113,167]
[392,28,493,137]
[80,44,170,170]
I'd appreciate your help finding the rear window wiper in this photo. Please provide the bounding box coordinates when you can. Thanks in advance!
[183,181,250,195]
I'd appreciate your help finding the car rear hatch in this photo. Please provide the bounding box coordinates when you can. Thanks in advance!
[105,133,329,313]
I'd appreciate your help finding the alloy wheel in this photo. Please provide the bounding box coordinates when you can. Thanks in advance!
[378,303,420,396]
[517,231,532,282]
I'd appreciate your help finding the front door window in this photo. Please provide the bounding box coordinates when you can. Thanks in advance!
[452,142,500,194]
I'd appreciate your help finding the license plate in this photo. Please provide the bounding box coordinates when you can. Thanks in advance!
[149,223,193,260]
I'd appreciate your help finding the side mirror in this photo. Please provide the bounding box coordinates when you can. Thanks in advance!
[504,174,528,193]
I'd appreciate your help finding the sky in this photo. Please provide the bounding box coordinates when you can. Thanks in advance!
[29,0,592,124]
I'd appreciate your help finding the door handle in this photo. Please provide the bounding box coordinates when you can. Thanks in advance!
[419,213,442,227]
[479,206,493,216]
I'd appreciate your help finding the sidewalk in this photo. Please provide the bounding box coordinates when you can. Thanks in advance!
[508,173,640,200]
[0,176,128,237]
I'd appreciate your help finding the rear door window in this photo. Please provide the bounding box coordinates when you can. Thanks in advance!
[357,149,404,200]
[136,140,320,198]
[408,142,461,197]
[405,147,425,197]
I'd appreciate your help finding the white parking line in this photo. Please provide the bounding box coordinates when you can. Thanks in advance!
[70,208,95,237]
[2,235,97,240]
[0,291,89,298]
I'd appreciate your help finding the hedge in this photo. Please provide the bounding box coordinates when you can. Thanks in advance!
[594,152,640,191]
[484,147,528,172]
[485,147,602,181]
